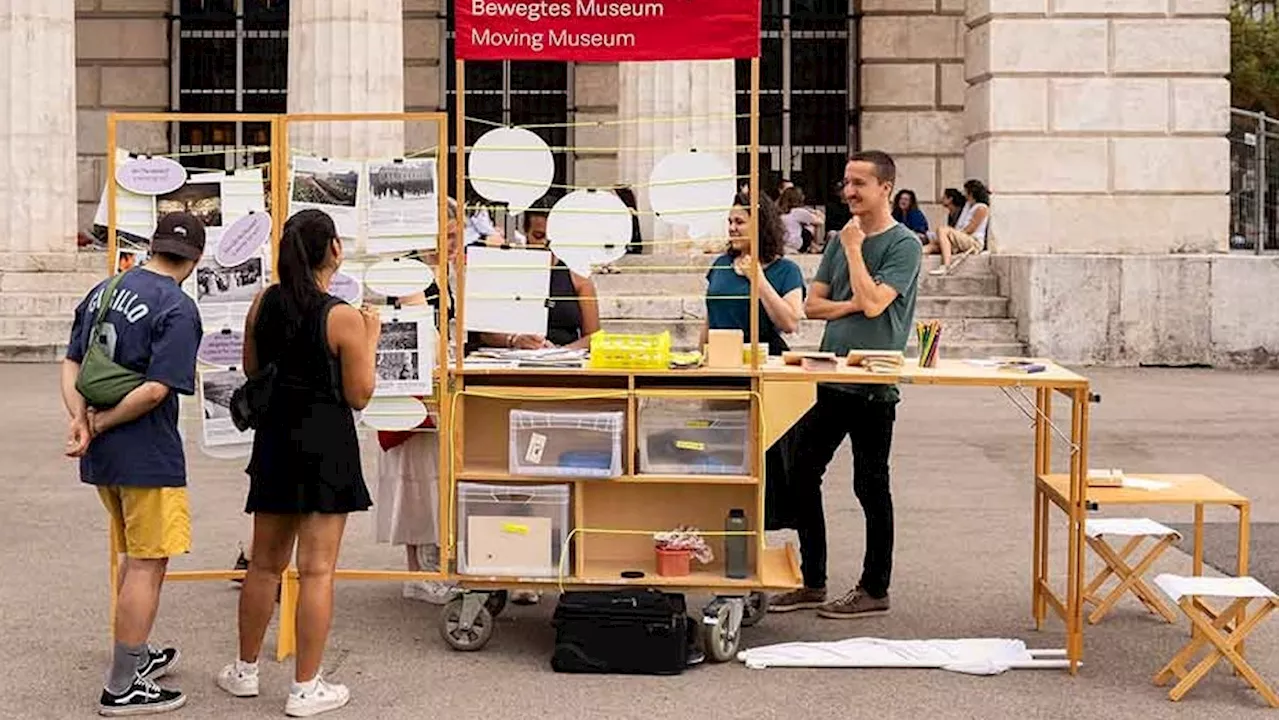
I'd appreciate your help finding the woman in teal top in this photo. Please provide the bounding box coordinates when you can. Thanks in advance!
[703,194,806,532]
[703,193,806,355]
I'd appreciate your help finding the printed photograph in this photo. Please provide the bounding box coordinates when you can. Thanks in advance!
[157,180,223,227]
[377,350,420,383]
[290,158,359,208]
[367,159,439,251]
[197,256,264,304]
[201,370,239,421]
[115,248,147,273]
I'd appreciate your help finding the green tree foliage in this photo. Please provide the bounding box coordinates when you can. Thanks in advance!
[1230,3,1279,117]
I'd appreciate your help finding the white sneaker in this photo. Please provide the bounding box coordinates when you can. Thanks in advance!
[402,580,458,605]
[216,660,260,698]
[285,676,350,717]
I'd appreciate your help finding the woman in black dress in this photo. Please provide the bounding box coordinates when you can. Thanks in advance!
[216,208,378,717]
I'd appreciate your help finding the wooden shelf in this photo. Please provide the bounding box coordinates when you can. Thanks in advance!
[457,467,757,485]
[450,546,802,592]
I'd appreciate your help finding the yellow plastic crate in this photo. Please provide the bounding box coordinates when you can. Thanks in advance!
[589,330,672,370]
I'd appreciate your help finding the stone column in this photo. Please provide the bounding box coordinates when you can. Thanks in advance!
[964,0,1271,366]
[0,0,80,358]
[288,0,406,159]
[617,61,736,254]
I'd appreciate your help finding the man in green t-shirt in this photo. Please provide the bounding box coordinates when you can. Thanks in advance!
[768,150,922,619]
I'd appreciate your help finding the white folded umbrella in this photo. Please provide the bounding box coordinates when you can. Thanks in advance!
[738,637,1070,674]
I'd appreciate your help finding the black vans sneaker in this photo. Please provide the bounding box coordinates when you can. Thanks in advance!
[138,647,179,682]
[98,676,186,716]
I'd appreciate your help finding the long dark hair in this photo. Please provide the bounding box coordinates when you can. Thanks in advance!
[777,186,805,214]
[892,189,919,222]
[964,179,991,205]
[941,187,966,226]
[730,192,786,263]
[277,208,337,324]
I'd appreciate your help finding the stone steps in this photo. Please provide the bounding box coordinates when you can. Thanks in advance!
[0,251,106,361]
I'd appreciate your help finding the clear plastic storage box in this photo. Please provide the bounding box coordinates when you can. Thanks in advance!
[637,398,750,475]
[508,409,624,478]
[456,482,571,577]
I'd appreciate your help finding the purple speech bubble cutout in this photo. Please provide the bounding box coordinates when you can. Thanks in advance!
[328,271,362,304]
[198,329,244,367]
[115,156,188,196]
[215,212,272,268]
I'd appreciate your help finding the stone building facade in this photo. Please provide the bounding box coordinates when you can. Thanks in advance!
[0,0,1274,365]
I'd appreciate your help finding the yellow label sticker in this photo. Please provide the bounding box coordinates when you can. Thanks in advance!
[685,420,712,429]
[501,523,529,535]
[675,440,706,451]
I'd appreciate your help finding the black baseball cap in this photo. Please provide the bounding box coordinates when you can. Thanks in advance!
[151,212,207,260]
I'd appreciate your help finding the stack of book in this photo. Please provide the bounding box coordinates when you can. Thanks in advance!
[846,349,905,374]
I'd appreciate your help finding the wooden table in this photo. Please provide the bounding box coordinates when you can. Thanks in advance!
[1036,473,1251,619]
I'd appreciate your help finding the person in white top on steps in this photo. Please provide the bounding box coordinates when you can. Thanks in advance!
[924,179,990,276]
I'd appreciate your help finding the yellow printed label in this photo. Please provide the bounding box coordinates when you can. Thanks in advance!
[501,523,529,535]
[685,420,712,429]
[675,440,706,451]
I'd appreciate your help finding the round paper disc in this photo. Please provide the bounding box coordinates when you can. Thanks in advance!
[360,396,429,431]
[115,156,188,196]
[364,258,434,299]
[648,151,736,239]
[215,212,272,268]
[468,127,554,214]
[546,190,631,275]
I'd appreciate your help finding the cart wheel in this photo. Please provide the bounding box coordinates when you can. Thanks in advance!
[703,614,741,663]
[439,596,494,651]
[740,592,767,628]
[484,590,508,618]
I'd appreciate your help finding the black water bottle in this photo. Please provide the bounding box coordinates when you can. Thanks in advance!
[725,508,749,579]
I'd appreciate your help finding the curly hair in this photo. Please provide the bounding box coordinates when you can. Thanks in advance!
[729,192,787,263]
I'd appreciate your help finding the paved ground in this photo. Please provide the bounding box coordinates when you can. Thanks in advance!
[2,364,1276,719]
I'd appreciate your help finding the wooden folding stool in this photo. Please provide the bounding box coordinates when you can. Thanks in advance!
[1152,574,1278,708]
[1083,518,1181,624]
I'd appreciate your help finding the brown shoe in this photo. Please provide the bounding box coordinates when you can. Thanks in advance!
[816,586,890,619]
[767,587,827,613]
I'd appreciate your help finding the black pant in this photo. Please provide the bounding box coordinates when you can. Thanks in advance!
[789,386,897,597]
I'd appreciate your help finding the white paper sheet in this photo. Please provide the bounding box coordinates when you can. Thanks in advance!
[374,305,436,397]
[1154,574,1277,601]
[288,156,361,239]
[463,245,551,336]
[199,368,253,448]
[367,158,439,254]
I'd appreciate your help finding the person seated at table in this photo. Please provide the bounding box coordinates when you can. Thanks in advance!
[924,179,990,276]
[891,189,929,241]
[476,203,601,352]
[702,193,806,530]
[375,198,462,605]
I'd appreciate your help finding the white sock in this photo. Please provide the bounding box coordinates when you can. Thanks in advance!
[291,675,320,695]
[236,659,259,675]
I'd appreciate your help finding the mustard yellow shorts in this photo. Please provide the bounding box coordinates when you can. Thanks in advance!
[98,486,192,559]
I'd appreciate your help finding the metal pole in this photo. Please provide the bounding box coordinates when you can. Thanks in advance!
[1256,112,1267,254]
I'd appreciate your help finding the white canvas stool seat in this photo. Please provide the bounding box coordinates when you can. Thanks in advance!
[1152,573,1278,707]
[1083,517,1182,624]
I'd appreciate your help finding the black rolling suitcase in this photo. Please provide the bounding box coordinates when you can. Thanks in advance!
[550,589,693,675]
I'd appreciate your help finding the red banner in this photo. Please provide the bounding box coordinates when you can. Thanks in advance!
[454,0,760,62]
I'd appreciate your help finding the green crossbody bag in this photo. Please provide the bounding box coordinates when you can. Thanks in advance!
[75,270,147,408]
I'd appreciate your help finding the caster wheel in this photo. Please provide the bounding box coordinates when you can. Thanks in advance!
[485,590,508,618]
[703,618,740,663]
[439,596,494,651]
[740,592,766,628]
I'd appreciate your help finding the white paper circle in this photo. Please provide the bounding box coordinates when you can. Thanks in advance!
[198,330,244,367]
[364,257,433,298]
[199,441,253,460]
[216,212,272,267]
[116,156,188,196]
[648,151,736,239]
[328,271,362,304]
[547,190,631,276]
[360,396,428,431]
[468,127,554,213]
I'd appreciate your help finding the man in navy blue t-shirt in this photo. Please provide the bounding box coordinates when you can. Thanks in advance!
[61,212,205,716]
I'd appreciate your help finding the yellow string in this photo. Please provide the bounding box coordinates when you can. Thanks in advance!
[466,293,752,301]
[466,112,750,130]
[466,175,745,192]
[463,144,749,153]
[125,145,272,161]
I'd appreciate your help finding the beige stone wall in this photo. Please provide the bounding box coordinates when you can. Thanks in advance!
[404,0,444,152]
[573,63,620,187]
[860,0,967,228]
[964,0,1231,253]
[75,1,170,232]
